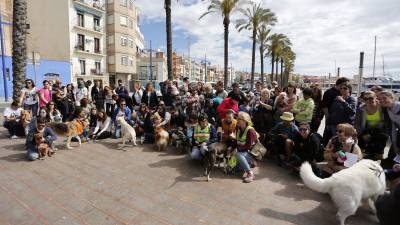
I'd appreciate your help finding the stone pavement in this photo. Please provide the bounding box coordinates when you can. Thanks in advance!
[0,128,379,225]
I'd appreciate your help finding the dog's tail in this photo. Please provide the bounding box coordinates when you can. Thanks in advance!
[300,162,330,194]
[48,122,69,136]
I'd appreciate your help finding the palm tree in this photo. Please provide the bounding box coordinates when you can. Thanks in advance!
[200,0,245,88]
[280,46,296,87]
[267,33,290,83]
[256,25,270,85]
[165,0,173,80]
[236,3,276,90]
[12,0,28,101]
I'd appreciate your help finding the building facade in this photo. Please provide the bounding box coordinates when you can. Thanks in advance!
[106,0,144,91]
[137,51,167,83]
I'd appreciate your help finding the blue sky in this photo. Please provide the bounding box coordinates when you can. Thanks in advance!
[136,0,400,78]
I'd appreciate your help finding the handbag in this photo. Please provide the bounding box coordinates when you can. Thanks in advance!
[249,141,267,161]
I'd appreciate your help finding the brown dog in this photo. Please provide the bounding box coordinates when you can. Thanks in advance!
[48,119,88,149]
[34,133,51,160]
[21,110,32,129]
[155,126,169,151]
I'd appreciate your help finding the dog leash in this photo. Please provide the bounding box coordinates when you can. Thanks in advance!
[367,165,383,178]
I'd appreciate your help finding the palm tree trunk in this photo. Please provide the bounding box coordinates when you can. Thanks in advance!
[223,17,229,88]
[165,0,173,80]
[250,28,256,91]
[275,58,279,84]
[270,52,275,82]
[260,45,264,85]
[280,58,283,88]
[12,0,27,101]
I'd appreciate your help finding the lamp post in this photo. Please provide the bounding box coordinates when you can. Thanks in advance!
[201,54,210,83]
[142,40,159,82]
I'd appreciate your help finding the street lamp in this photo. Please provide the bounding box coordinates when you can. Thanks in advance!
[201,54,211,83]
[141,40,159,82]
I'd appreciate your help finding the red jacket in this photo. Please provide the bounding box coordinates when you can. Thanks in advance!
[217,98,239,119]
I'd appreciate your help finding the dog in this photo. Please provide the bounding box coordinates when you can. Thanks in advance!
[21,110,32,135]
[34,133,51,159]
[116,116,137,150]
[300,159,386,225]
[48,119,87,149]
[203,141,238,181]
[375,184,399,225]
[155,126,169,151]
[170,128,186,152]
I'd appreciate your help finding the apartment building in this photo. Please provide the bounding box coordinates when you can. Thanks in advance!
[106,0,144,90]
[137,52,167,83]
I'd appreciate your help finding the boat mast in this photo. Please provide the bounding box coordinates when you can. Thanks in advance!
[373,36,377,78]
[382,55,385,76]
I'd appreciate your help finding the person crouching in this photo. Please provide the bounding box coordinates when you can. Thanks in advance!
[191,114,218,160]
[25,118,57,161]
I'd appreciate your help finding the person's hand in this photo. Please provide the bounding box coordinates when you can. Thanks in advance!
[336,96,345,102]
[201,142,207,147]
[362,134,371,141]
[393,164,400,172]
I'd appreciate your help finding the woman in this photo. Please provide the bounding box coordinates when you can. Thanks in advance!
[275,83,297,122]
[310,85,323,133]
[74,80,88,106]
[65,84,75,103]
[80,98,91,119]
[131,82,143,110]
[91,80,104,110]
[141,82,159,109]
[235,112,258,183]
[90,109,111,140]
[327,84,357,134]
[112,99,132,138]
[104,86,115,117]
[322,123,363,177]
[154,101,171,127]
[88,107,98,136]
[252,88,274,142]
[37,80,52,109]
[354,91,388,160]
[28,107,50,133]
[20,79,38,117]
[46,101,62,122]
[3,101,24,138]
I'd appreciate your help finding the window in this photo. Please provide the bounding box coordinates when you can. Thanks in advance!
[93,17,100,31]
[121,56,128,65]
[129,0,134,9]
[120,16,127,27]
[79,59,86,75]
[128,38,133,48]
[107,15,114,24]
[120,36,127,46]
[95,61,101,74]
[120,0,127,7]
[128,18,133,28]
[77,34,85,51]
[77,12,84,27]
[108,35,114,44]
[94,38,100,53]
[128,57,134,66]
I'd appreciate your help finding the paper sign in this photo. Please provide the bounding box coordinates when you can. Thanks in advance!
[344,152,358,168]
[393,154,400,163]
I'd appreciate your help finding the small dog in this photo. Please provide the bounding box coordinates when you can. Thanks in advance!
[117,116,137,150]
[48,120,87,149]
[34,133,51,160]
[21,110,32,135]
[300,159,386,225]
[170,128,186,152]
[155,126,169,151]
[203,141,237,181]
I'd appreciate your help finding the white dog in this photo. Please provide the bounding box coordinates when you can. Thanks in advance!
[300,159,386,225]
[116,117,137,150]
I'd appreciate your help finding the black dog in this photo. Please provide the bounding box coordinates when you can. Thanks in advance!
[375,184,400,225]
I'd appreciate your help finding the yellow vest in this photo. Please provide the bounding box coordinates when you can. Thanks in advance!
[236,126,259,146]
[194,124,211,143]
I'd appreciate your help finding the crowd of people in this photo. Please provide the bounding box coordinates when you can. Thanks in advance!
[2,76,400,185]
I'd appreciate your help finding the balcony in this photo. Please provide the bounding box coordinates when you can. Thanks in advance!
[74,24,104,36]
[74,45,105,57]
[73,0,105,16]
[90,69,104,75]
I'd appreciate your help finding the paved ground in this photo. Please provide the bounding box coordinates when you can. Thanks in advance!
[0,127,379,225]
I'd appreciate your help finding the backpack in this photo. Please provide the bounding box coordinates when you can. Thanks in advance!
[310,133,325,162]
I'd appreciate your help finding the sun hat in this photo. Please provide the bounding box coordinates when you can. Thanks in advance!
[280,112,294,121]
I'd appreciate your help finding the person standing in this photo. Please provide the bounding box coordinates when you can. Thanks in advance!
[215,81,228,99]
[74,80,88,107]
[291,88,315,125]
[131,81,143,110]
[310,85,323,133]
[91,80,105,110]
[37,80,52,110]
[20,79,38,117]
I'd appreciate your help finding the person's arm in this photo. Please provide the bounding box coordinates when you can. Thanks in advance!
[341,97,357,114]
[303,100,315,119]
[323,140,335,161]
[45,127,57,143]
[291,101,301,114]
[159,112,171,127]
[91,88,96,103]
[98,117,111,135]
[238,129,257,151]
[93,120,101,135]
[19,89,25,105]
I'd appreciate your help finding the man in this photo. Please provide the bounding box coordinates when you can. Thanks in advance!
[292,87,315,125]
[219,109,237,142]
[25,118,57,161]
[254,81,263,96]
[191,114,218,160]
[115,79,129,98]
[215,81,228,99]
[228,83,247,106]
[3,101,24,138]
[217,93,240,119]
[289,123,323,172]
[270,112,299,164]
[74,80,88,107]
[180,77,190,93]
[321,77,350,145]
[91,80,104,110]
[112,99,132,138]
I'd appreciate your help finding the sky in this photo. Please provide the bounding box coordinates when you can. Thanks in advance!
[135,0,400,79]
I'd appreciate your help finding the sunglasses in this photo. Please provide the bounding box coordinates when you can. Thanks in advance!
[340,87,348,90]
[120,104,126,106]
[364,97,374,101]
[299,128,309,132]
[26,82,32,84]
[337,130,344,133]
[37,124,46,127]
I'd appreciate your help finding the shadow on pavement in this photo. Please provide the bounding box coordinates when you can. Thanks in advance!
[0,152,27,162]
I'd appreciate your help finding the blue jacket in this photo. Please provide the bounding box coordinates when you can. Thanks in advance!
[328,96,357,126]
[112,107,132,125]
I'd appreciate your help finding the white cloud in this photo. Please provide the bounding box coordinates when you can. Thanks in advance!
[136,0,400,78]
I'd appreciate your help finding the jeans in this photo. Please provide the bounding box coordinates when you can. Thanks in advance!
[191,145,207,160]
[27,139,54,161]
[115,126,121,138]
[3,120,24,136]
[24,103,38,117]
[236,151,252,172]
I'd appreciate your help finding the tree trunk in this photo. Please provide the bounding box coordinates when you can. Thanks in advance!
[270,52,275,82]
[275,58,279,84]
[280,58,284,88]
[260,45,264,85]
[12,0,27,101]
[223,17,229,88]
[165,0,173,80]
[250,28,256,91]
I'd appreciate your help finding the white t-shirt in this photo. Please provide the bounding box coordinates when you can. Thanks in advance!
[21,87,37,105]
[74,87,88,106]
[3,107,23,121]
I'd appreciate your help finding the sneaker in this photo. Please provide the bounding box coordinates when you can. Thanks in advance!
[10,135,18,139]
[242,172,248,179]
[243,172,254,183]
